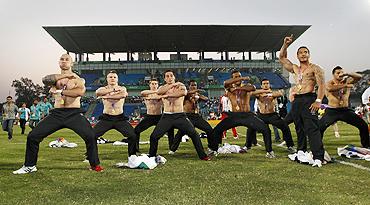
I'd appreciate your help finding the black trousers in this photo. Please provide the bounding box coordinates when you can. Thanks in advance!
[94,114,137,156]
[246,112,294,148]
[284,111,307,150]
[29,119,39,129]
[291,93,324,160]
[148,113,207,159]
[134,114,174,152]
[213,112,272,152]
[171,113,214,152]
[19,118,27,134]
[24,108,100,167]
[319,107,370,148]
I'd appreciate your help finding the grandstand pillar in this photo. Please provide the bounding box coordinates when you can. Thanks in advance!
[220,52,224,60]
[242,52,245,60]
[154,51,158,61]
[248,52,252,61]
[272,51,277,60]
[177,51,181,60]
[103,53,106,61]
[86,53,89,62]
[108,53,111,61]
[225,52,229,61]
[126,52,130,61]
[75,54,78,62]
[201,51,205,60]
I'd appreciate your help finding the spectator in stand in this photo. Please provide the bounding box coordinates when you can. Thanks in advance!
[18,102,30,135]
[2,96,18,140]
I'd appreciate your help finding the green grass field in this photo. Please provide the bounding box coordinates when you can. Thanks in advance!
[1,122,370,205]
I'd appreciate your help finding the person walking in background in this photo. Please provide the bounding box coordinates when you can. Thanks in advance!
[2,96,18,140]
[18,102,30,135]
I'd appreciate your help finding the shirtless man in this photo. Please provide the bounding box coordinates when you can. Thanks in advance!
[13,54,102,174]
[319,66,369,148]
[134,78,174,152]
[212,70,275,158]
[94,70,137,157]
[148,70,210,160]
[246,79,295,153]
[279,34,325,167]
[170,80,215,153]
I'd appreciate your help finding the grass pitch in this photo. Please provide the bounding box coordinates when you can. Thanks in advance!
[1,122,369,205]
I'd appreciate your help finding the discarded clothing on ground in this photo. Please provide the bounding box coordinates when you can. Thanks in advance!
[337,144,370,161]
[116,154,166,170]
[48,137,77,148]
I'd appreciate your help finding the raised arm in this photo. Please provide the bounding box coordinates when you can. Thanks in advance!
[224,77,249,89]
[326,80,353,92]
[344,72,362,84]
[141,90,157,97]
[279,34,294,73]
[42,73,77,86]
[165,84,187,98]
[61,79,86,97]
[157,83,178,95]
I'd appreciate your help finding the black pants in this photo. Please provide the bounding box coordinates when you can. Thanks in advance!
[171,113,214,152]
[24,108,100,167]
[284,111,307,150]
[246,112,294,148]
[291,93,324,160]
[213,112,272,152]
[29,119,39,129]
[94,114,137,156]
[134,114,174,152]
[148,113,207,159]
[319,107,370,148]
[19,118,27,134]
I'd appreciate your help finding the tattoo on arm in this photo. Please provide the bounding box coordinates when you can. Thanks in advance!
[42,75,57,86]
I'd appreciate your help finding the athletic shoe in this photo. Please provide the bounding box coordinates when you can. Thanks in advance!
[277,141,286,147]
[324,151,332,162]
[168,151,175,155]
[13,165,37,174]
[312,159,322,168]
[201,156,211,161]
[265,151,276,158]
[207,148,219,157]
[90,165,104,172]
[254,143,262,147]
[239,146,248,153]
[287,146,297,154]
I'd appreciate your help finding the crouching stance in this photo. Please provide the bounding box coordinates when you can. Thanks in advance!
[13,54,102,174]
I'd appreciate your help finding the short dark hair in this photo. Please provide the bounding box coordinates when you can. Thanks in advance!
[332,66,343,74]
[108,70,117,74]
[149,78,158,83]
[163,69,175,77]
[297,46,310,54]
[6,96,12,99]
[261,79,269,85]
[231,69,241,77]
[189,80,196,84]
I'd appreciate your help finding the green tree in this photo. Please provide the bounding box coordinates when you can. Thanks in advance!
[11,77,45,106]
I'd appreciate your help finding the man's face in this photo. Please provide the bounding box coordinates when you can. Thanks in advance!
[43,98,47,103]
[261,80,270,90]
[164,71,175,84]
[333,69,344,81]
[149,80,158,90]
[189,82,197,90]
[59,54,73,70]
[6,97,12,104]
[107,73,118,86]
[33,100,38,105]
[232,72,242,86]
[297,48,310,63]
[22,103,26,108]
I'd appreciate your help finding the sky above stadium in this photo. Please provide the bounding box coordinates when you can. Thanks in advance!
[1,0,370,101]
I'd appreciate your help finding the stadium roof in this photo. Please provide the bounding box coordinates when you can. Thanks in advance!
[43,25,310,54]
